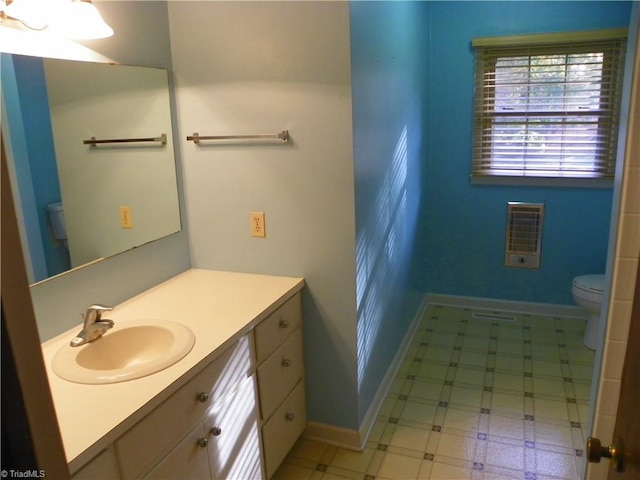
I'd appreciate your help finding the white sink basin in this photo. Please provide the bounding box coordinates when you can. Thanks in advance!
[52,320,195,384]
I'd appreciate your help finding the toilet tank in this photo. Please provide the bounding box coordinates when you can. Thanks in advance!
[47,202,67,240]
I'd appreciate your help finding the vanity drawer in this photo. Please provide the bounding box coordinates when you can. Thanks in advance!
[257,328,304,419]
[254,293,301,363]
[262,380,306,479]
[116,335,252,479]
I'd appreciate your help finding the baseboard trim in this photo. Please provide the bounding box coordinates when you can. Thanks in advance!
[302,422,363,451]
[356,294,428,449]
[302,295,429,451]
[426,293,587,319]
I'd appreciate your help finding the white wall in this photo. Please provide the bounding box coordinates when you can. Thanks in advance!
[168,2,360,429]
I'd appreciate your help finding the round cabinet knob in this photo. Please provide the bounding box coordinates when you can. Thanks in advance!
[285,413,295,422]
[282,358,292,368]
[197,437,209,448]
[197,392,209,403]
[210,426,222,436]
[279,319,289,329]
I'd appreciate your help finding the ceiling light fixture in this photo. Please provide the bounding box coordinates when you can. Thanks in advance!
[2,0,54,30]
[1,0,113,39]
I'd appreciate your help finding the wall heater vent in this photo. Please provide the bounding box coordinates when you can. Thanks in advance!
[505,202,544,269]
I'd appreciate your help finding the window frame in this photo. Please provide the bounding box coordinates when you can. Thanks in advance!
[470,29,628,187]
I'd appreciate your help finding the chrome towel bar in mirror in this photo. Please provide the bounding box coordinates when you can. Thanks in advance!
[83,133,167,146]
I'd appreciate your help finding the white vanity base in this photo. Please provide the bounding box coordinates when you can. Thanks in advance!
[41,269,305,479]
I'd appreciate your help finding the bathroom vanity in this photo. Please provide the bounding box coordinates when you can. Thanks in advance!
[40,269,305,479]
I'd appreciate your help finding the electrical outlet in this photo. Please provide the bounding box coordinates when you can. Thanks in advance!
[250,211,265,238]
[120,206,133,229]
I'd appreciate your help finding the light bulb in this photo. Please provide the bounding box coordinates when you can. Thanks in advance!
[49,0,113,39]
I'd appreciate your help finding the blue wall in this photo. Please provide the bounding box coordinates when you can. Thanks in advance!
[350,1,429,424]
[414,1,632,305]
[347,0,632,433]
[3,54,71,281]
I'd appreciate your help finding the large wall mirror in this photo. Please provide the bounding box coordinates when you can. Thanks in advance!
[1,53,182,284]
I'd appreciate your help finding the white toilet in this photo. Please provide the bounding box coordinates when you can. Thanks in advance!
[571,274,605,350]
[47,202,68,249]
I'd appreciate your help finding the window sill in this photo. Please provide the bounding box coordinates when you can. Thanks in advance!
[470,175,614,189]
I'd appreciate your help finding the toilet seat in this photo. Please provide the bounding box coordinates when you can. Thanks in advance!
[572,274,604,295]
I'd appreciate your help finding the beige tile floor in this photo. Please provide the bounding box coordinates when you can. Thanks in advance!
[274,305,595,480]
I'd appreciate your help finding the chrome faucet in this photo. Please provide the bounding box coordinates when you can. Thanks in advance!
[70,304,114,347]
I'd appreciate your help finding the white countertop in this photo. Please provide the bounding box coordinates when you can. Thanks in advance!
[40,269,304,472]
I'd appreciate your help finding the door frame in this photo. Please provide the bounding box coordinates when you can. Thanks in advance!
[585,6,640,480]
[1,136,69,476]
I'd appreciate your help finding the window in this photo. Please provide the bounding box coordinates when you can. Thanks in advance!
[471,29,627,183]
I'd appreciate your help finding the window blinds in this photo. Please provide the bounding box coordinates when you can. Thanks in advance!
[472,30,627,179]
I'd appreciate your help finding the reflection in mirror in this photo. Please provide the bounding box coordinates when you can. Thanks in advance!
[1,54,181,284]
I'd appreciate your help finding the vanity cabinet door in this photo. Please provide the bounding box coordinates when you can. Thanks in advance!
[116,335,252,478]
[144,424,211,480]
[204,375,263,480]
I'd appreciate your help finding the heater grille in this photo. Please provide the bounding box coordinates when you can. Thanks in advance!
[505,202,544,268]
